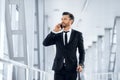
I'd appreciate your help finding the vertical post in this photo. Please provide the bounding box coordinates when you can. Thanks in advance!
[7,64,13,80]
[38,0,45,70]
[92,41,97,73]
[97,35,103,73]
[103,28,111,72]
[0,0,5,58]
[26,68,29,80]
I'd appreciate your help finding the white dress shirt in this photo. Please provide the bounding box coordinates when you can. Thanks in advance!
[63,28,72,45]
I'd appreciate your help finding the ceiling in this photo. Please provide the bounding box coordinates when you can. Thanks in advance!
[45,0,120,49]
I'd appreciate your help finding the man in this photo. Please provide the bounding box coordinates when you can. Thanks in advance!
[43,12,85,80]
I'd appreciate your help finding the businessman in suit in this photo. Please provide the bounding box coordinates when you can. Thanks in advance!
[43,12,85,80]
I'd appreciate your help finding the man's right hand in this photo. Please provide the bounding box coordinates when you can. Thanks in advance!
[53,24,63,32]
[76,65,83,72]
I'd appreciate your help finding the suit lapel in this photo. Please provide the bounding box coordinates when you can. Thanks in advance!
[60,32,64,45]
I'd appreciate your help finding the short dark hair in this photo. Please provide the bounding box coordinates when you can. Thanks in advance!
[62,12,74,23]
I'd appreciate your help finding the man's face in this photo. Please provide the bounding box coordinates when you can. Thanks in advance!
[61,15,73,28]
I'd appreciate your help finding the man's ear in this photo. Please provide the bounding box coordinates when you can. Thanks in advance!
[71,20,74,24]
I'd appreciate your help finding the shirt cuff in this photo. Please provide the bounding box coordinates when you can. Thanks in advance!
[52,30,63,34]
[79,64,84,68]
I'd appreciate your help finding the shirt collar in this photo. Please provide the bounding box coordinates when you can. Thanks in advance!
[63,28,72,33]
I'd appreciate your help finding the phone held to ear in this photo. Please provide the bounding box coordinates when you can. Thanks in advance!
[60,24,63,29]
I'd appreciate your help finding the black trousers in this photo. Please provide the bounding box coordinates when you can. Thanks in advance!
[54,64,77,80]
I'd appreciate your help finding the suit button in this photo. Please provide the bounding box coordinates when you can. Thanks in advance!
[63,63,66,67]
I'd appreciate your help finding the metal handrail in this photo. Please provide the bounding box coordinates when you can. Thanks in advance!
[0,57,53,80]
[0,57,48,73]
[108,16,120,72]
[84,72,120,80]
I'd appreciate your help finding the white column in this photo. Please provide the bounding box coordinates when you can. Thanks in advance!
[0,0,5,58]
[44,15,48,71]
[84,46,92,73]
[24,0,35,68]
[24,0,35,80]
[102,28,111,72]
[92,41,97,73]
[97,35,103,73]
[0,1,5,79]
[7,64,13,80]
[38,0,45,70]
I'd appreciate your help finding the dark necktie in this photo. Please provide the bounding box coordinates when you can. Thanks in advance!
[64,31,69,45]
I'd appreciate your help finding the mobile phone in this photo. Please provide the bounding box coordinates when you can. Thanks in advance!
[60,24,63,28]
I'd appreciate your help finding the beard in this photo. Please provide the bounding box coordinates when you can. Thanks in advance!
[61,23,69,28]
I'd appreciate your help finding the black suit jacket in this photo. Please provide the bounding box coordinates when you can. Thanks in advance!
[43,29,85,71]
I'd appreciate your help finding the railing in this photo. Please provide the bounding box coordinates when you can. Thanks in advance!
[84,72,120,80]
[108,16,120,72]
[0,57,54,80]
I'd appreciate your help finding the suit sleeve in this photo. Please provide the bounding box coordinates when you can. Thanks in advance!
[43,32,56,46]
[78,33,85,67]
